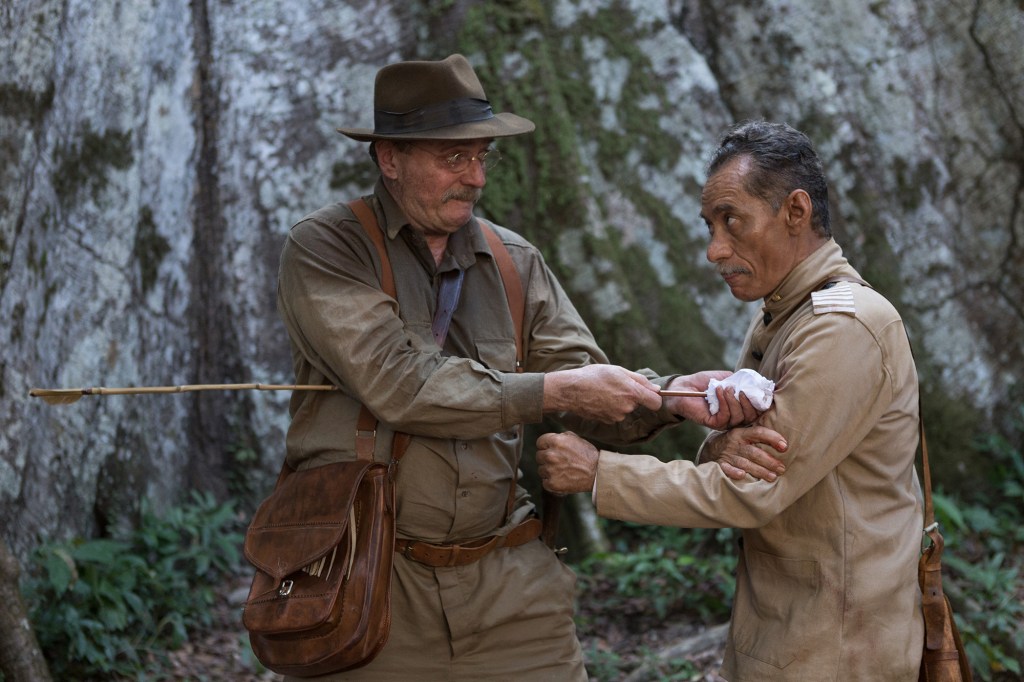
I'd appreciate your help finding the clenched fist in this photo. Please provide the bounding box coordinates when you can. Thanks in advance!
[535,431,599,494]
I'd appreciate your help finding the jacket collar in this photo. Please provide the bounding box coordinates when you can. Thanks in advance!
[759,239,858,326]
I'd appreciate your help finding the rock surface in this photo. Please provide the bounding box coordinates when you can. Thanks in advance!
[2,0,1022,555]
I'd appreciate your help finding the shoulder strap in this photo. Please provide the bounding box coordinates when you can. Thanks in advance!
[347,199,410,464]
[350,198,395,298]
[479,220,525,373]
[478,220,529,524]
[905,336,961,656]
[350,202,525,522]
[918,395,953,651]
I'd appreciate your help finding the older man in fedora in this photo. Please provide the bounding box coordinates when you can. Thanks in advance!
[274,54,763,680]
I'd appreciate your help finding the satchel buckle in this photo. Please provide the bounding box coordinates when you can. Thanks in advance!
[278,579,294,597]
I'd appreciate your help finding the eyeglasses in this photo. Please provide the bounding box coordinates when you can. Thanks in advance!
[412,145,502,173]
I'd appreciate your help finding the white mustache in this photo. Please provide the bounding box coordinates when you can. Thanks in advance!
[718,266,750,277]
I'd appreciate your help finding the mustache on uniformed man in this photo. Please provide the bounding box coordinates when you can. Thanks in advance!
[443,188,482,203]
[718,265,751,277]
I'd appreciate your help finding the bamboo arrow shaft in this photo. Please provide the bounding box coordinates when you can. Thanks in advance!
[29,383,337,405]
[30,383,703,405]
[658,389,707,398]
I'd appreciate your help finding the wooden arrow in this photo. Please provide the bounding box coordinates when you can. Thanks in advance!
[29,383,337,405]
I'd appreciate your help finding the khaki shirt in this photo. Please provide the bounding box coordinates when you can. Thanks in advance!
[277,180,684,679]
[277,179,677,543]
[596,241,924,680]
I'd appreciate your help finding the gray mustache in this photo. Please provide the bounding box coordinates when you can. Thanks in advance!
[443,189,482,203]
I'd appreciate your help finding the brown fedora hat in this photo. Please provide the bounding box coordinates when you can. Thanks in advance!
[337,54,535,141]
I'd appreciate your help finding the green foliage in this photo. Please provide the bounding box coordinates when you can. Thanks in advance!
[582,642,627,681]
[573,525,734,679]
[631,650,702,682]
[945,552,1023,679]
[919,381,987,493]
[227,444,276,513]
[931,402,1024,680]
[24,490,244,680]
[585,641,702,682]
[574,524,735,627]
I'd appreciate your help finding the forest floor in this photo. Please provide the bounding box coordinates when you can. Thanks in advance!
[164,569,729,682]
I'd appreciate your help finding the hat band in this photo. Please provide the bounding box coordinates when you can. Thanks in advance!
[374,97,494,135]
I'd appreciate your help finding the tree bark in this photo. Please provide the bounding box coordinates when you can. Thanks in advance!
[571,494,611,555]
[0,538,52,681]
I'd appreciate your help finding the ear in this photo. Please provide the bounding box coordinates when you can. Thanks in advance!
[783,189,813,234]
[376,141,400,180]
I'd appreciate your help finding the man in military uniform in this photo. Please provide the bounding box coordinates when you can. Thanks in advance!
[537,121,924,680]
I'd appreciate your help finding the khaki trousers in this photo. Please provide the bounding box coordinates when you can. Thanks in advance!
[289,539,587,682]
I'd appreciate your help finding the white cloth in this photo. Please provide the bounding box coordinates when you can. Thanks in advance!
[706,368,775,415]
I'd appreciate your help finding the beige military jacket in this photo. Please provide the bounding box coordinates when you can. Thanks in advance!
[596,241,924,680]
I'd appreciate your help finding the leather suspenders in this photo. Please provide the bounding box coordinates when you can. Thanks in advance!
[347,199,544,565]
[479,221,525,371]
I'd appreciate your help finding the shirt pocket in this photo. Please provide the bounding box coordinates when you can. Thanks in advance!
[732,548,820,669]
[475,338,517,372]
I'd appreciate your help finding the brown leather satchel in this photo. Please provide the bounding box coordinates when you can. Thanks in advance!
[242,447,401,676]
[917,421,972,681]
[241,198,412,676]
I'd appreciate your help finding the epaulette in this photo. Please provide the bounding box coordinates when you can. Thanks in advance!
[811,281,857,315]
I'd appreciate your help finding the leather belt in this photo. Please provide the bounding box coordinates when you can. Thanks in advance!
[395,517,543,567]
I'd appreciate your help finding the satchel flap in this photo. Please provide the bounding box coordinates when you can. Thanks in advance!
[245,460,376,578]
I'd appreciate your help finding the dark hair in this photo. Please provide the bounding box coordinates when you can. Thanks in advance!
[707,120,831,238]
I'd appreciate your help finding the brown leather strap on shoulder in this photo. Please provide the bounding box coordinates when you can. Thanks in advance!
[478,220,529,526]
[350,198,395,299]
[349,207,528,530]
[906,335,967,674]
[349,198,409,466]
[479,220,525,372]
[909,344,950,651]
[355,408,377,462]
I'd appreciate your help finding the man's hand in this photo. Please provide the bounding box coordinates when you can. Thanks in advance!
[543,365,662,423]
[663,371,761,429]
[536,431,600,494]
[704,426,788,481]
